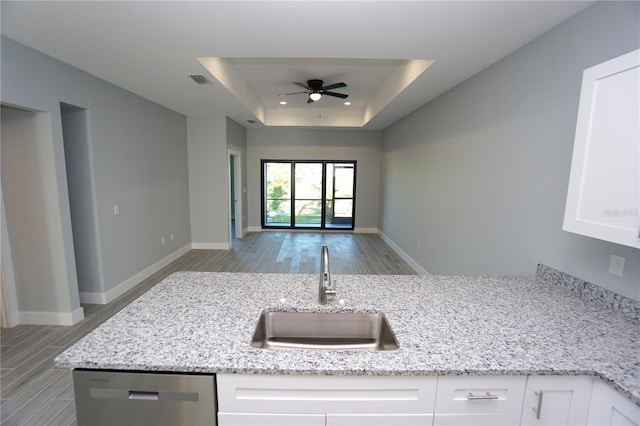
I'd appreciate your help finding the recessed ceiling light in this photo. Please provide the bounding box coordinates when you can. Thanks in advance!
[344,101,351,106]
[280,101,287,105]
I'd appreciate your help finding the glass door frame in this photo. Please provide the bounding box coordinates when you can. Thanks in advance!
[261,159,357,230]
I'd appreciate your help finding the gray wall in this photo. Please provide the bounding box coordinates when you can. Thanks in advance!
[247,128,382,231]
[380,1,640,300]
[227,117,248,235]
[1,38,190,315]
[187,116,248,248]
[188,115,229,247]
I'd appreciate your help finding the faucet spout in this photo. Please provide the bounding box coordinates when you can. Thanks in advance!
[318,245,336,304]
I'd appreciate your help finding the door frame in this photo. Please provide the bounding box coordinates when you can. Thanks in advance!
[228,149,243,244]
[1,187,20,327]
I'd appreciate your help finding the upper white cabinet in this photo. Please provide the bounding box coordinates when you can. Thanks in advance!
[563,49,640,249]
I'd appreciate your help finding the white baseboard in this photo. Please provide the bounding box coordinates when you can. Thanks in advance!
[82,244,192,305]
[354,227,379,234]
[18,306,85,326]
[79,291,107,304]
[378,231,429,275]
[103,243,193,303]
[236,227,249,238]
[192,242,230,250]
[248,227,378,234]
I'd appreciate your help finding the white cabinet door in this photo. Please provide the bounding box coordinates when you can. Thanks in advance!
[563,49,640,248]
[218,413,326,426]
[217,374,437,415]
[521,375,592,426]
[588,380,640,426]
[433,376,527,426]
[327,413,433,426]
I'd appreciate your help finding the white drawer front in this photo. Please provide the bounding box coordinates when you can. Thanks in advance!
[218,412,326,426]
[434,413,522,426]
[217,374,437,414]
[435,376,527,415]
[327,413,434,425]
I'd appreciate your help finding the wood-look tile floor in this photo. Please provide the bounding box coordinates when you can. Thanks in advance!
[0,232,416,425]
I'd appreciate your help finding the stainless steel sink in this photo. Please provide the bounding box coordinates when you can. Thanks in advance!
[251,311,399,351]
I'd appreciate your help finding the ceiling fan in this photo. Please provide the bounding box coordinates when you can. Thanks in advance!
[280,79,349,103]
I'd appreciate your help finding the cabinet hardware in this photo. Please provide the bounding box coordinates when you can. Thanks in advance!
[532,390,544,420]
[466,391,499,400]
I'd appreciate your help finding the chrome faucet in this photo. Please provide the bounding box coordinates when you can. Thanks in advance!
[318,245,336,304]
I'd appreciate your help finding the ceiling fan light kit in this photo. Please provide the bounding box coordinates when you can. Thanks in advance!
[280,79,349,103]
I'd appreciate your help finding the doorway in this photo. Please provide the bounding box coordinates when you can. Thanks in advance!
[228,150,243,245]
[1,105,81,326]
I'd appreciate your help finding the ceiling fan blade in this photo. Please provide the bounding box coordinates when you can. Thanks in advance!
[279,91,308,96]
[323,91,349,99]
[322,82,347,91]
[294,82,312,90]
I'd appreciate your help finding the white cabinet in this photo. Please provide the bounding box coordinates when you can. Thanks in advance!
[588,379,640,426]
[217,413,326,426]
[217,374,638,426]
[563,49,640,248]
[433,376,527,426]
[216,374,436,426]
[521,375,593,426]
[326,414,433,425]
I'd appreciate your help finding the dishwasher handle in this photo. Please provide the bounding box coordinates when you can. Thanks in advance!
[90,388,199,402]
[129,391,160,400]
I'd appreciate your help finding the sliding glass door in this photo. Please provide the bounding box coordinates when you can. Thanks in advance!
[325,163,355,227]
[262,160,356,230]
[264,161,292,227]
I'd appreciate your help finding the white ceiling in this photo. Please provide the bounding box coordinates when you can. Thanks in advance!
[1,1,595,130]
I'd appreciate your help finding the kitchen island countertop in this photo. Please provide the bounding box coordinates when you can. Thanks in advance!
[55,265,640,405]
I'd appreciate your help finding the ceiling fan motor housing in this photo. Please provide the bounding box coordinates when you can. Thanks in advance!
[307,79,324,91]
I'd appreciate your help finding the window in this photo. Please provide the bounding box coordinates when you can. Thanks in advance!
[262,160,356,230]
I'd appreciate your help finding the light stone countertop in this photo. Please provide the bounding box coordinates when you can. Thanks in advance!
[55,267,640,405]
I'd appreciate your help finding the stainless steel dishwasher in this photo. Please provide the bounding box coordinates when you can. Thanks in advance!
[73,369,217,426]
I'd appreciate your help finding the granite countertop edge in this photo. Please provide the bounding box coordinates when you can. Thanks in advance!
[55,266,640,406]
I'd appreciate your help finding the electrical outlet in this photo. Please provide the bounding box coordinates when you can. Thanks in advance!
[170,233,174,241]
[113,204,120,215]
[608,254,625,277]
[417,241,421,250]
[161,236,166,245]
